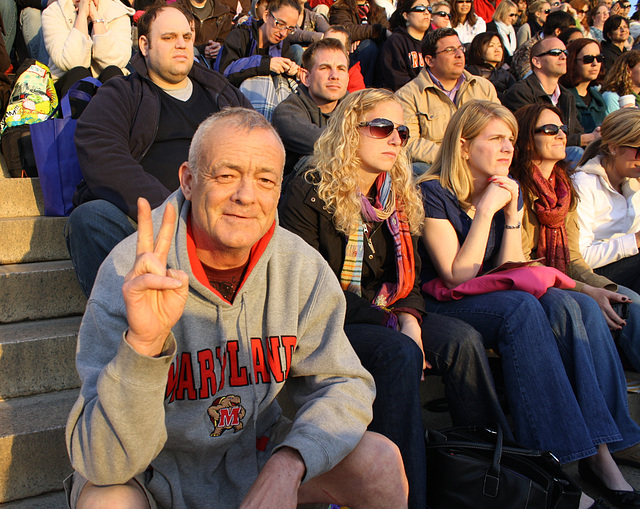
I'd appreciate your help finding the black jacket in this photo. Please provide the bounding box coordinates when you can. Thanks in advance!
[73,52,251,219]
[279,174,425,325]
[601,41,625,75]
[465,63,515,96]
[271,85,344,175]
[501,72,584,147]
[377,27,426,91]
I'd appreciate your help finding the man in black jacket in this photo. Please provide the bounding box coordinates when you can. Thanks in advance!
[503,37,601,156]
[65,3,251,298]
[272,38,349,176]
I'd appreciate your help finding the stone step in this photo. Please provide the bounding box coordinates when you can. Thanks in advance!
[0,490,66,508]
[0,261,86,324]
[0,216,69,265]
[0,178,44,218]
[0,390,77,503]
[0,317,81,399]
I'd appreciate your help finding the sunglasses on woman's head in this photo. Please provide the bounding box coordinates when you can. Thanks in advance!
[409,5,432,13]
[358,118,410,146]
[581,54,604,64]
[434,10,452,16]
[534,124,569,135]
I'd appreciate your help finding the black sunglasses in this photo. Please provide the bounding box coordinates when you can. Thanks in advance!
[409,5,432,12]
[582,54,604,64]
[434,10,452,17]
[534,124,569,135]
[358,118,410,146]
[542,8,551,13]
[534,48,568,57]
[622,146,640,158]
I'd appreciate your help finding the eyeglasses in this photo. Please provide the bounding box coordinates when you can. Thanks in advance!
[435,44,466,55]
[534,124,569,135]
[457,0,472,3]
[534,48,568,57]
[622,146,640,158]
[269,12,297,34]
[358,118,410,146]
[409,5,432,13]
[542,8,551,13]
[580,8,589,12]
[581,54,604,64]
[433,10,452,17]
[508,12,518,16]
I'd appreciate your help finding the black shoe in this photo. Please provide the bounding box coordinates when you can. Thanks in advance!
[579,459,640,508]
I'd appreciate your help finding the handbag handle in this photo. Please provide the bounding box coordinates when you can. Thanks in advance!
[483,425,503,498]
[60,76,102,119]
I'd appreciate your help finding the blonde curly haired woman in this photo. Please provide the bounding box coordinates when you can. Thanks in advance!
[279,88,510,509]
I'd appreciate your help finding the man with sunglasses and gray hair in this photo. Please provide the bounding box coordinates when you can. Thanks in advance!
[396,27,499,167]
[503,37,601,156]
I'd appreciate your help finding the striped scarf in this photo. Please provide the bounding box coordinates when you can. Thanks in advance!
[339,172,415,309]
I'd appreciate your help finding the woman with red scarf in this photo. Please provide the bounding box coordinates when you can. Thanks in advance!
[512,103,640,507]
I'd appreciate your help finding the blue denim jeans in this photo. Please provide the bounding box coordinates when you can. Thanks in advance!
[344,323,426,509]
[0,0,16,54]
[20,7,48,63]
[64,200,137,298]
[345,313,508,509]
[615,285,640,372]
[349,38,378,87]
[424,288,640,463]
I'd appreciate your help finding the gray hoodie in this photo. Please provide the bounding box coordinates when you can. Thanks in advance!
[66,190,375,509]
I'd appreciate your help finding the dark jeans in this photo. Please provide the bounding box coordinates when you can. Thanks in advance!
[594,252,640,295]
[349,38,378,87]
[65,199,136,298]
[345,313,507,509]
[55,65,123,98]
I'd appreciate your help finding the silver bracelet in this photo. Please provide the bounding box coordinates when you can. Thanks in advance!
[505,221,521,229]
[93,18,105,23]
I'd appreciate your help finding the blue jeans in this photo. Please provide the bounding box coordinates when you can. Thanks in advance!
[345,314,508,509]
[0,0,16,54]
[424,288,640,463]
[349,38,378,87]
[20,7,48,63]
[64,200,137,298]
[616,285,640,372]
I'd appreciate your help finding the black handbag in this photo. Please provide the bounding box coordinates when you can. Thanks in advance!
[425,426,581,509]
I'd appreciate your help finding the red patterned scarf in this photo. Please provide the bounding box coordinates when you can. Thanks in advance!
[531,165,571,273]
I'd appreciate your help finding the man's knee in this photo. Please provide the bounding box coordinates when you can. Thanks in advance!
[76,480,150,509]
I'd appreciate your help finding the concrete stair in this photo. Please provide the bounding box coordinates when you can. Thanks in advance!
[0,167,85,506]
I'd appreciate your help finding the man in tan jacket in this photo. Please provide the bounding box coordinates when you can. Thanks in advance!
[396,27,499,166]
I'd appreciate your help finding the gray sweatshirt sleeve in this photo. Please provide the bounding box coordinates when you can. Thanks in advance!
[274,263,375,482]
[65,297,177,486]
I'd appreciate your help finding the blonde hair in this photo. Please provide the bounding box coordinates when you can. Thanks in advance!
[310,89,424,235]
[580,107,640,163]
[493,0,517,23]
[415,101,518,210]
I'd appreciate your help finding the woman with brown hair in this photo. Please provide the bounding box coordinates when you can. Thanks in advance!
[451,0,485,44]
[588,1,610,42]
[418,99,640,509]
[465,31,516,94]
[601,49,640,113]
[516,0,549,47]
[560,38,607,133]
[570,0,591,32]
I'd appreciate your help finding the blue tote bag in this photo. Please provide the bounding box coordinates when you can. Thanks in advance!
[31,77,101,216]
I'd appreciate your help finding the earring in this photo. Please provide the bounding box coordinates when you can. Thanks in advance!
[406,20,410,26]
[612,150,617,155]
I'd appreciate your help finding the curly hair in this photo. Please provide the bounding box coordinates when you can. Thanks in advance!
[310,89,424,235]
[415,101,518,211]
[559,38,605,88]
[601,49,640,95]
[511,103,576,208]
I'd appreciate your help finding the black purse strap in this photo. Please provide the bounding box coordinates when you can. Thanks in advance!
[484,424,502,497]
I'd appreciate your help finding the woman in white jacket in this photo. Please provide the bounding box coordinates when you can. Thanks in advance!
[42,0,134,96]
[573,108,640,296]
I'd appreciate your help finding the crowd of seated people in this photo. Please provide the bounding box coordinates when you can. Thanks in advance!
[8,0,640,506]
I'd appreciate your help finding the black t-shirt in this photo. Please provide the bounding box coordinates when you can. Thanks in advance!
[140,80,217,192]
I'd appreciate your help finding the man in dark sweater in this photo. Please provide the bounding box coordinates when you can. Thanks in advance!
[65,3,251,298]
[272,38,349,176]
[503,37,601,153]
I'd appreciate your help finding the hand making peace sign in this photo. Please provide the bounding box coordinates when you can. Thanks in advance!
[122,198,190,357]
